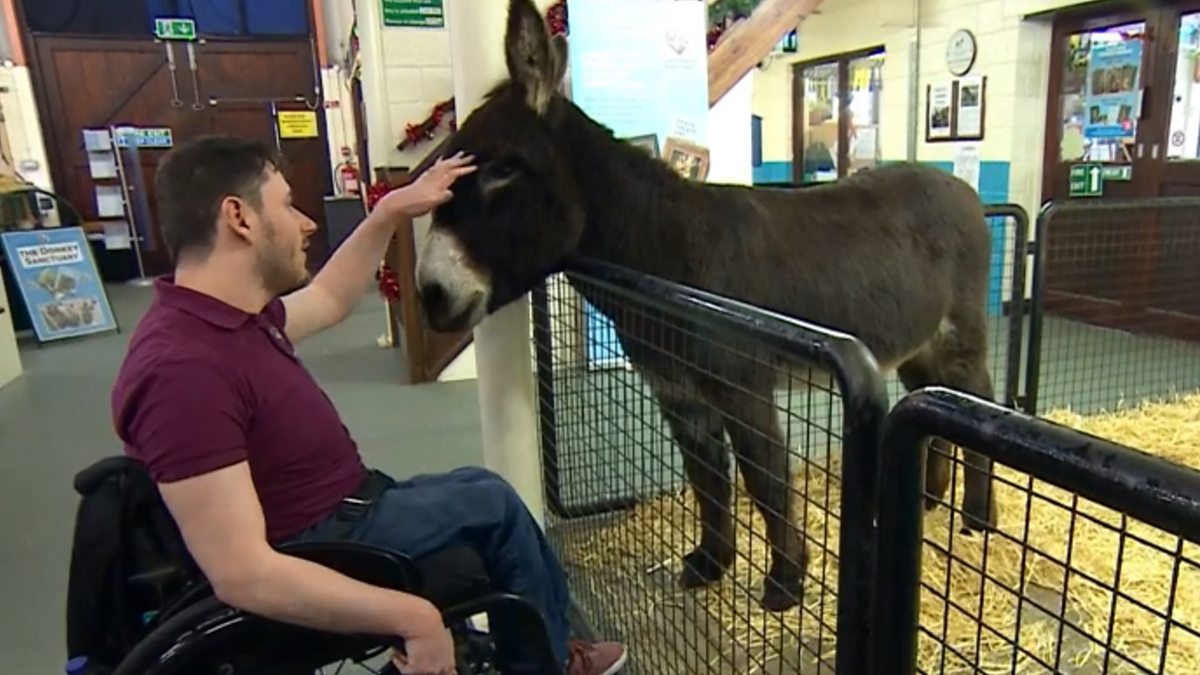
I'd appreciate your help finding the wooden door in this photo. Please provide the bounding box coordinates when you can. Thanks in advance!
[1040,1,1200,343]
[29,35,332,278]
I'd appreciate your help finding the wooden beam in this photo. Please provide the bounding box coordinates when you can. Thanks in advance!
[707,0,824,107]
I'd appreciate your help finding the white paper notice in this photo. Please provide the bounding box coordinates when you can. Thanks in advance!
[88,151,117,179]
[956,76,983,138]
[928,83,953,139]
[95,185,126,218]
[82,128,112,152]
[103,221,132,250]
[953,144,981,194]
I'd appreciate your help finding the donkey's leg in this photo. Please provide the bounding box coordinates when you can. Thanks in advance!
[934,314,998,533]
[897,350,954,513]
[917,313,999,533]
[717,385,807,612]
[655,392,736,589]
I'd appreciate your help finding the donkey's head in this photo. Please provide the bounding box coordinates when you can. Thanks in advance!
[416,0,583,332]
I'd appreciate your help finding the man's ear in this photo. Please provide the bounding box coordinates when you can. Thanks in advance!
[504,0,559,115]
[217,196,252,242]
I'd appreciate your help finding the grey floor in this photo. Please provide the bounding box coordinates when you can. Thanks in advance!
[0,283,486,674]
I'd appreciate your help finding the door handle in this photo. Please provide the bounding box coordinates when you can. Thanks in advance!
[1151,143,1160,159]
[1137,143,1145,159]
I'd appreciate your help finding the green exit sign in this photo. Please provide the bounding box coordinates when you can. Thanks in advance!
[1069,163,1103,197]
[155,17,196,41]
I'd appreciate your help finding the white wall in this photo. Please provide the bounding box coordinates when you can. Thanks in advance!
[0,64,56,196]
[709,72,755,185]
[355,0,456,172]
[749,0,1070,220]
[0,267,22,389]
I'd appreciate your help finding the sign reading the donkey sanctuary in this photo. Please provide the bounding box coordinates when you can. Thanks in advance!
[565,0,710,369]
[0,227,117,343]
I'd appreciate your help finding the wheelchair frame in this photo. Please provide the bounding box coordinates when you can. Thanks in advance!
[109,540,565,675]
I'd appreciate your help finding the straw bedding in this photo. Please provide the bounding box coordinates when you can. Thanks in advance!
[556,392,1200,674]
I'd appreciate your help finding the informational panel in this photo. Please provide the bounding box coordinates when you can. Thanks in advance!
[567,0,709,369]
[1083,40,1142,141]
[0,227,118,343]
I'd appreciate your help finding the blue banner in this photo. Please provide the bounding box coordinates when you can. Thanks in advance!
[1083,40,1142,140]
[566,0,709,369]
[0,227,117,342]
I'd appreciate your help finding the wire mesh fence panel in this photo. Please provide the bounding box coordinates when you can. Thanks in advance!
[1026,197,1200,417]
[874,388,1200,675]
[531,261,888,675]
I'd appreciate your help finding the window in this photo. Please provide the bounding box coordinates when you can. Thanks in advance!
[794,48,884,184]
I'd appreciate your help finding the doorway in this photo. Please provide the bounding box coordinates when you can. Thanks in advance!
[791,47,885,184]
[1039,1,1200,344]
[1043,1,1200,202]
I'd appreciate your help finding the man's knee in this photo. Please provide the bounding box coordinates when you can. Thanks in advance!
[451,466,511,487]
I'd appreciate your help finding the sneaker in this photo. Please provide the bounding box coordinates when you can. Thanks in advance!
[566,639,628,675]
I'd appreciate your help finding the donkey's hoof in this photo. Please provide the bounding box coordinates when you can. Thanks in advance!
[960,494,997,534]
[760,574,803,612]
[679,550,730,589]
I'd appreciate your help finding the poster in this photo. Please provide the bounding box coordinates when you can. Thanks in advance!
[928,83,953,139]
[1083,40,1142,140]
[0,227,117,342]
[566,0,709,369]
[956,77,984,138]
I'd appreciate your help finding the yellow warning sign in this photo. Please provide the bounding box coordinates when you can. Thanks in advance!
[277,110,319,139]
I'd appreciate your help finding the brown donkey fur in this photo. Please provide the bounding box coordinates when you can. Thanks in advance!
[415,0,997,611]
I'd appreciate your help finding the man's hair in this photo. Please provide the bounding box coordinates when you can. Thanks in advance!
[154,135,284,261]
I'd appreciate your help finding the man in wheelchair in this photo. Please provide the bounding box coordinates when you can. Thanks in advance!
[76,135,626,675]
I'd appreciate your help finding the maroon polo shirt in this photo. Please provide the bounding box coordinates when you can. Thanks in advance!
[111,277,367,543]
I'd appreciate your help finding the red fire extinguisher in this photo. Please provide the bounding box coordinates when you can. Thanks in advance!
[337,146,360,197]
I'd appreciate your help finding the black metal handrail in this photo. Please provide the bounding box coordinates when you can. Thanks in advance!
[870,385,1200,675]
[531,254,890,675]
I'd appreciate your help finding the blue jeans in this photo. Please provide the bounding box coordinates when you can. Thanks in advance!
[293,466,571,672]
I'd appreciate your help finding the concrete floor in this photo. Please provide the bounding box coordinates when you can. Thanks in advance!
[0,282,487,674]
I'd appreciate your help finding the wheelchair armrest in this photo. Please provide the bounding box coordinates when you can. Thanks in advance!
[276,541,494,611]
[278,540,423,592]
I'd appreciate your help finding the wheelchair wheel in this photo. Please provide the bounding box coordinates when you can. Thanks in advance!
[110,596,498,675]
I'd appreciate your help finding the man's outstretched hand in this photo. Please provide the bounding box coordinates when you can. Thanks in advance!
[383,151,477,219]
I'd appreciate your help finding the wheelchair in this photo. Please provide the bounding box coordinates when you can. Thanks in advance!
[67,457,565,675]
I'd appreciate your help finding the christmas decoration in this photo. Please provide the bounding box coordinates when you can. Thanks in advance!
[396,99,457,152]
[366,181,403,302]
[377,264,401,302]
[546,0,567,36]
[542,0,759,50]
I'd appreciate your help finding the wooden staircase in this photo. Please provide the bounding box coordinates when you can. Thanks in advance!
[392,0,823,384]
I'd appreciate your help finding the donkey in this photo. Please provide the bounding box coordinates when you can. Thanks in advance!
[415,0,998,612]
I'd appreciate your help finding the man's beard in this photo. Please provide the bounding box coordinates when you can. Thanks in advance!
[255,219,310,296]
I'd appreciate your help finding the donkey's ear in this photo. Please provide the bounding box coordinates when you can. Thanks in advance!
[549,34,569,87]
[505,0,557,115]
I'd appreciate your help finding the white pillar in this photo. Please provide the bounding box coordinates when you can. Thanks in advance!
[445,0,550,526]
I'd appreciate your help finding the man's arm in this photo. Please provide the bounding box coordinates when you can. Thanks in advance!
[282,153,476,343]
[159,461,441,639]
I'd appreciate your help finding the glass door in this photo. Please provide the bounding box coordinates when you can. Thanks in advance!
[792,47,884,185]
[1043,13,1156,203]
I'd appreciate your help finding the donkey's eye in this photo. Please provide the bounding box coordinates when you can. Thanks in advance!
[488,160,519,179]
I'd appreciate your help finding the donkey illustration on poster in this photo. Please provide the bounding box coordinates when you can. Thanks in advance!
[415,0,997,611]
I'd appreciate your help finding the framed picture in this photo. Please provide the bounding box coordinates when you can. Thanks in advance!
[625,133,661,158]
[662,136,710,182]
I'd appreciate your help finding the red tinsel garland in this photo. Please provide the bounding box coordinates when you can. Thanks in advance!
[546,0,567,36]
[366,182,403,302]
[396,99,457,152]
